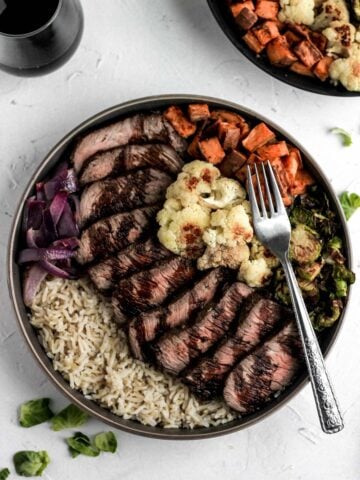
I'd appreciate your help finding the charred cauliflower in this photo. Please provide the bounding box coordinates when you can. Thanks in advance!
[198,205,253,270]
[329,43,360,91]
[279,0,315,26]
[157,160,249,258]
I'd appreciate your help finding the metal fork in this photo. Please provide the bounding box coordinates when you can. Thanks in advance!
[247,162,343,434]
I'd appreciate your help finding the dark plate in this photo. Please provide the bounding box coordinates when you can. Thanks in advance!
[207,0,360,97]
[7,95,353,439]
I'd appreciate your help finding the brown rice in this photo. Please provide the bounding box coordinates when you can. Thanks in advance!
[30,277,236,428]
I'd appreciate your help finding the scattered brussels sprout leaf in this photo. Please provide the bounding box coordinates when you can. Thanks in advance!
[94,432,117,453]
[340,192,360,220]
[19,398,53,428]
[66,432,100,458]
[13,451,50,477]
[51,404,88,431]
[0,468,10,480]
[331,127,352,146]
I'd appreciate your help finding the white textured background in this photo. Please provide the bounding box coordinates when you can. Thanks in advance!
[1,1,360,479]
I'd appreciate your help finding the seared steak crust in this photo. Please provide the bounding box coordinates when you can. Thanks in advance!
[79,144,184,186]
[153,282,253,375]
[223,321,303,413]
[112,257,197,324]
[183,297,286,399]
[79,168,172,227]
[88,238,173,292]
[76,206,158,265]
[128,268,227,360]
[72,113,187,173]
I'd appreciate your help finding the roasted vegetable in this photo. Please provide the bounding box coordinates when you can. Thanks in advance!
[297,262,323,281]
[290,224,322,264]
[352,0,360,20]
[325,236,345,264]
[313,299,343,331]
[333,264,355,297]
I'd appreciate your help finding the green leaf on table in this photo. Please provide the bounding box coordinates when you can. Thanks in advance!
[66,432,100,458]
[19,398,53,428]
[94,432,117,453]
[0,468,10,480]
[331,127,352,146]
[51,404,88,431]
[13,451,50,477]
[339,191,360,220]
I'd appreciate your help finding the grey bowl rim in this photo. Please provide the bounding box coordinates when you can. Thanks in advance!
[7,94,353,440]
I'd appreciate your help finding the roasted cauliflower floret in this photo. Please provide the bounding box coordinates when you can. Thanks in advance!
[313,0,349,30]
[198,243,250,270]
[166,160,220,208]
[157,202,210,257]
[238,258,273,288]
[200,177,246,209]
[322,21,355,56]
[329,43,360,91]
[250,237,280,270]
[197,205,253,270]
[279,0,316,26]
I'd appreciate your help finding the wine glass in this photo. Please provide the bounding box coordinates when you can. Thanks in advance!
[0,0,84,76]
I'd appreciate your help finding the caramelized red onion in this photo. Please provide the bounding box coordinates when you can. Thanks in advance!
[20,165,80,306]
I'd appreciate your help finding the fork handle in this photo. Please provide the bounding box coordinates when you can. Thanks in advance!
[281,256,343,434]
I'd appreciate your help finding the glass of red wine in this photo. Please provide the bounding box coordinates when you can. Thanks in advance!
[0,0,84,76]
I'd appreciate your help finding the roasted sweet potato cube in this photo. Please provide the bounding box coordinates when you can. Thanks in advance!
[234,164,248,183]
[255,0,279,19]
[282,147,302,184]
[313,56,333,81]
[310,31,327,53]
[289,169,315,196]
[242,122,276,152]
[235,7,258,30]
[187,104,210,122]
[266,36,297,66]
[257,141,289,160]
[187,133,201,157]
[219,123,241,150]
[284,30,302,46]
[210,109,246,126]
[198,137,226,164]
[253,20,280,46]
[243,30,264,53]
[230,1,255,17]
[288,23,311,39]
[293,40,322,68]
[290,61,314,77]
[164,106,196,138]
[219,150,247,177]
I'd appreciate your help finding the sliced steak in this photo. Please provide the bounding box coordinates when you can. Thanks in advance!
[183,297,286,399]
[79,144,184,186]
[79,147,124,186]
[112,257,196,324]
[223,321,303,414]
[79,168,172,227]
[72,113,187,173]
[88,238,173,292]
[128,268,227,360]
[76,206,158,265]
[153,282,253,375]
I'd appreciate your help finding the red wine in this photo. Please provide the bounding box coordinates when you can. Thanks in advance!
[0,0,59,35]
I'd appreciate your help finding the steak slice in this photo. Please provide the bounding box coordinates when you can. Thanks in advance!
[72,113,187,173]
[223,321,303,414]
[79,144,184,186]
[153,282,253,375]
[79,147,124,186]
[128,268,227,360]
[183,297,286,399]
[76,206,158,265]
[88,238,173,292]
[112,257,197,324]
[79,168,172,227]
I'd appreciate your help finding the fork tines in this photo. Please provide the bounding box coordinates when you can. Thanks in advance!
[247,161,286,218]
